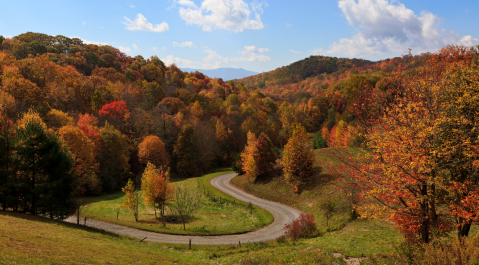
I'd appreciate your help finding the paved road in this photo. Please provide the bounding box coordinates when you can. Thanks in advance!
[64,173,301,245]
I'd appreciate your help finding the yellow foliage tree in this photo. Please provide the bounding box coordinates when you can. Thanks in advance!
[283,124,315,192]
[45,109,73,129]
[141,162,173,223]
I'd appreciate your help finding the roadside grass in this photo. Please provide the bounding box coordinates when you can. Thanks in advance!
[0,211,198,265]
[79,169,273,236]
[0,211,399,265]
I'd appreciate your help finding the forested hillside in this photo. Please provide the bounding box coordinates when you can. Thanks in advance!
[236,52,431,103]
[2,32,479,248]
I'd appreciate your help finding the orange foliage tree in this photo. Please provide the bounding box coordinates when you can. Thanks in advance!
[138,135,170,168]
[58,125,101,195]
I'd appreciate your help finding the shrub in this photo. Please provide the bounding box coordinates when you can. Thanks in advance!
[395,234,479,265]
[284,213,317,242]
[312,131,327,149]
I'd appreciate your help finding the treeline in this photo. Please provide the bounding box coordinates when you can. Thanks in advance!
[236,51,434,103]
[1,32,344,205]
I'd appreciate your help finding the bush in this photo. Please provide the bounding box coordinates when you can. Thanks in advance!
[312,132,327,149]
[394,234,479,265]
[284,213,317,242]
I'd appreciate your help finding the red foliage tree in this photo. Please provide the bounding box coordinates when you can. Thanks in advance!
[99,100,129,119]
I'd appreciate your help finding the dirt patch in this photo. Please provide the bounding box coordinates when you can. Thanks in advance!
[332,252,367,265]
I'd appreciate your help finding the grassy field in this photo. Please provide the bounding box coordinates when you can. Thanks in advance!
[0,210,404,264]
[231,147,365,233]
[79,169,273,236]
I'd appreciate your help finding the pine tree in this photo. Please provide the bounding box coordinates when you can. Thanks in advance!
[15,117,75,218]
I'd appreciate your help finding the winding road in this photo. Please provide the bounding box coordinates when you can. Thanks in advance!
[64,173,301,245]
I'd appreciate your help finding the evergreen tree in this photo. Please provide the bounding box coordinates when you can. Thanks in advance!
[15,118,75,218]
[98,122,130,191]
[173,124,198,178]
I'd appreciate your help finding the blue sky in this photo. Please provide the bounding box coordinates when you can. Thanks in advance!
[1,0,478,72]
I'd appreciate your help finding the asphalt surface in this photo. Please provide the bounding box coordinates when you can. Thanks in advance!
[64,173,302,245]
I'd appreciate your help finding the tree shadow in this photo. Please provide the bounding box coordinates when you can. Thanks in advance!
[0,210,121,238]
[80,192,125,205]
[253,169,282,185]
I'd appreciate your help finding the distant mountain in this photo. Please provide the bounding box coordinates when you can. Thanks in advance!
[180,68,259,81]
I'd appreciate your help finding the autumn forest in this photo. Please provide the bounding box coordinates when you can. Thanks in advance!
[1,31,479,263]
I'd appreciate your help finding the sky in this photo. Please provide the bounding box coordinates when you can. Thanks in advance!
[1,0,479,73]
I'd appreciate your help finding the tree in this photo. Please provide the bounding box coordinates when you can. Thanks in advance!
[141,162,173,225]
[253,133,278,180]
[173,124,198,178]
[241,131,258,179]
[138,135,170,168]
[58,125,101,195]
[44,109,73,129]
[312,131,327,149]
[141,81,165,110]
[191,100,204,121]
[90,90,104,111]
[99,100,130,120]
[98,122,130,191]
[169,186,200,230]
[0,111,15,210]
[216,120,233,164]
[121,179,141,222]
[15,117,75,219]
[282,124,315,192]
[341,52,479,243]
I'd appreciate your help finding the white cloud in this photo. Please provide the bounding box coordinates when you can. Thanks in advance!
[289,49,301,54]
[119,46,132,53]
[322,0,479,57]
[177,0,265,32]
[286,23,291,27]
[123,13,169,32]
[131,5,135,8]
[70,37,107,46]
[176,0,197,7]
[82,21,86,25]
[311,48,324,55]
[173,41,197,48]
[153,47,167,53]
[163,55,199,68]
[132,43,139,50]
[163,45,271,69]
[232,45,271,62]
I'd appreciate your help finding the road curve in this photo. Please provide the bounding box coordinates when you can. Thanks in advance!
[64,173,302,245]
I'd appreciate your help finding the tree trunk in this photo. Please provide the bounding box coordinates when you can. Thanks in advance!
[458,222,471,238]
[31,155,36,215]
[420,184,430,243]
[183,219,186,230]
[77,207,80,225]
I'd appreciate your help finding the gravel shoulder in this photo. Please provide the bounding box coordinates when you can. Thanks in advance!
[64,173,301,245]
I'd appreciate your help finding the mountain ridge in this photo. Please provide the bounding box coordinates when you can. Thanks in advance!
[180,67,258,81]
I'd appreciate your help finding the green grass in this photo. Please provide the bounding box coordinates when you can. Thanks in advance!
[80,169,273,236]
[231,147,362,233]
[0,211,198,265]
[0,211,400,264]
